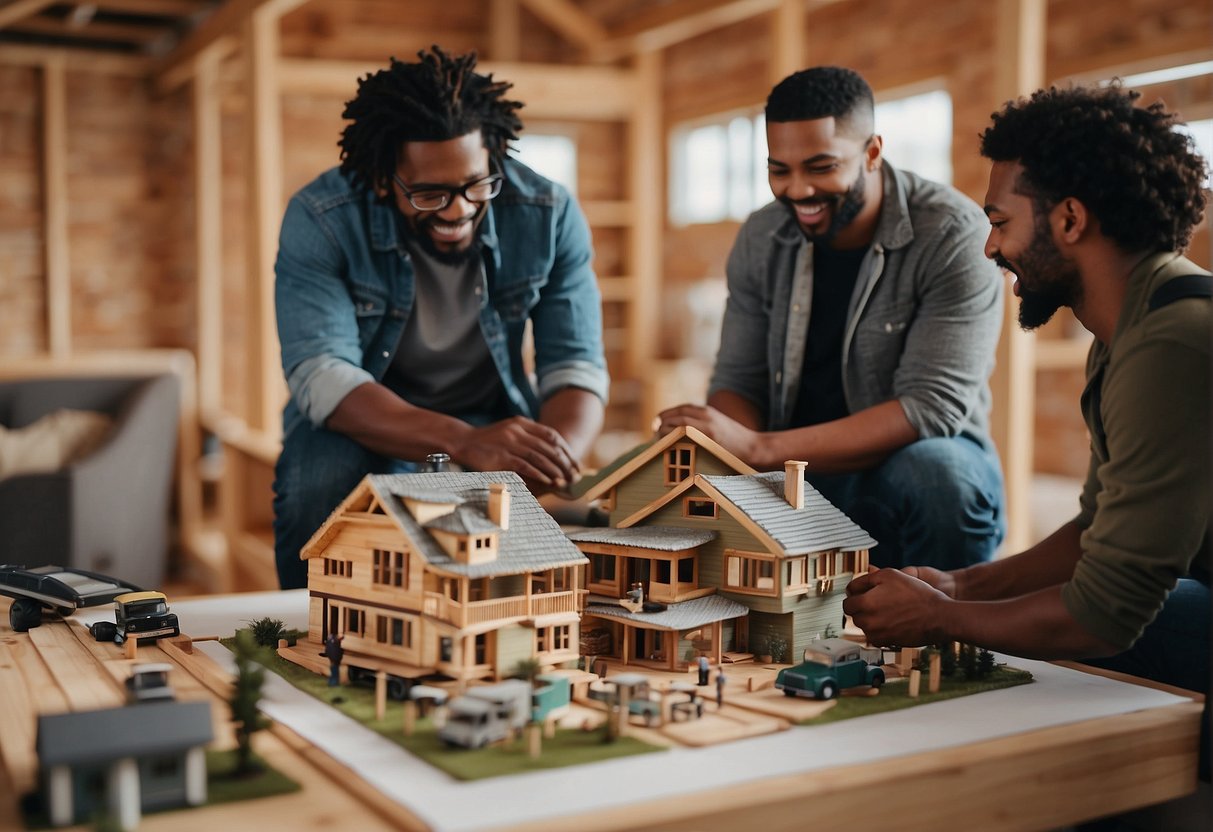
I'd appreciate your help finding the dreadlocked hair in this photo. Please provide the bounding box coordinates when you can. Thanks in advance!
[338,46,524,196]
[981,84,1208,254]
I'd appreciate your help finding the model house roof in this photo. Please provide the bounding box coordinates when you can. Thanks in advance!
[699,472,877,555]
[37,700,213,767]
[573,425,755,502]
[363,471,587,578]
[585,594,749,630]
[566,526,717,551]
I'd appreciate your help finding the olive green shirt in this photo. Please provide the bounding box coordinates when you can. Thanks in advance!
[1064,252,1212,650]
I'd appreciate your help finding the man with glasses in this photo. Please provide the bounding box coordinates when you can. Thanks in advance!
[659,66,1004,571]
[272,48,607,589]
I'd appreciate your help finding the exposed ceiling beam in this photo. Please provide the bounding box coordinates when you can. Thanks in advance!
[0,0,58,31]
[590,0,784,62]
[518,0,606,50]
[154,0,307,92]
[91,0,215,16]
[8,15,173,42]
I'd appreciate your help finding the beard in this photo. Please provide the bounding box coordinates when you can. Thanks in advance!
[783,164,868,244]
[402,203,488,266]
[999,217,1082,331]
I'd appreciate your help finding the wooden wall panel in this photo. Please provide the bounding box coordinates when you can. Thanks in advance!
[279,0,487,61]
[220,93,251,423]
[0,65,45,355]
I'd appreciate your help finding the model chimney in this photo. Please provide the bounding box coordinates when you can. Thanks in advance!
[488,482,511,530]
[784,460,807,509]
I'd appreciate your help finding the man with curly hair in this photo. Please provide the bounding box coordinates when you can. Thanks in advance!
[659,67,1006,572]
[846,84,1210,777]
[272,48,607,588]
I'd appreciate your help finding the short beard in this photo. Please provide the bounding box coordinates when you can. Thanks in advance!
[784,164,867,245]
[1007,216,1082,331]
[402,203,488,266]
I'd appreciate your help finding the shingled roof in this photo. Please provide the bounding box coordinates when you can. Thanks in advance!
[566,526,717,551]
[584,594,749,630]
[424,505,501,535]
[368,472,586,578]
[700,472,877,555]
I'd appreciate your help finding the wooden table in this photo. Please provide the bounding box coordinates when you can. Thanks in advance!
[0,593,1202,832]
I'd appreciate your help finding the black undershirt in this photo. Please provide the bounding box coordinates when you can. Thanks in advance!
[790,244,868,427]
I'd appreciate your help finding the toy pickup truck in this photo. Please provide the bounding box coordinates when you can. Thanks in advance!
[89,591,180,645]
[0,564,142,632]
[775,637,885,700]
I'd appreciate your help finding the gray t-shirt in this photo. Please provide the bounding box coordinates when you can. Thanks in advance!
[382,239,506,418]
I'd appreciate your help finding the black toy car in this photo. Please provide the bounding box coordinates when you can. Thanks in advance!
[0,564,142,632]
[89,591,180,645]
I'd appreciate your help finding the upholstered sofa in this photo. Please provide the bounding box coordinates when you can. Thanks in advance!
[0,372,179,588]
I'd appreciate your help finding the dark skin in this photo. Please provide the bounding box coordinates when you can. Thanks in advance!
[657,116,919,472]
[844,160,1147,660]
[326,130,604,491]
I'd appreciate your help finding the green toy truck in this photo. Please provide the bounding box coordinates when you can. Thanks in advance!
[774,637,885,700]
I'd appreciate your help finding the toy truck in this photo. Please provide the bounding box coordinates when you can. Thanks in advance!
[89,591,180,645]
[0,564,141,632]
[530,673,571,723]
[775,637,885,700]
[438,679,533,749]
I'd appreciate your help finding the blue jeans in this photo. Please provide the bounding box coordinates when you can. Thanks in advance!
[806,435,1005,571]
[1079,578,1210,781]
[273,424,418,589]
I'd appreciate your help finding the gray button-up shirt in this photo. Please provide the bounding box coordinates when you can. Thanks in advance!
[708,162,1003,445]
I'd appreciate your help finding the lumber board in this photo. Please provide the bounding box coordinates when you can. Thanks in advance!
[27,622,125,711]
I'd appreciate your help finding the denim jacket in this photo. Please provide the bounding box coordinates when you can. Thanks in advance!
[709,162,1003,445]
[274,159,609,439]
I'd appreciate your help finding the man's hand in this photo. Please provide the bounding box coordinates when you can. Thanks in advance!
[901,566,959,599]
[450,416,579,491]
[843,567,951,648]
[656,404,764,467]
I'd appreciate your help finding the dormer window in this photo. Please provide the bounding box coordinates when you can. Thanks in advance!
[665,443,695,485]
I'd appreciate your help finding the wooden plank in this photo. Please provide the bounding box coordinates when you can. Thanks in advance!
[92,0,213,15]
[590,0,782,63]
[26,623,125,712]
[0,0,56,30]
[10,15,172,43]
[0,42,150,73]
[988,0,1044,554]
[0,635,49,794]
[518,0,606,49]
[154,0,306,92]
[277,58,641,122]
[581,199,634,227]
[627,51,661,426]
[40,53,69,357]
[243,4,286,435]
[195,43,224,417]
[769,0,805,84]
[489,0,520,61]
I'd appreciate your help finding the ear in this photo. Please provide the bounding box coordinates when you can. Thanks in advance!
[1051,197,1089,245]
[865,134,883,172]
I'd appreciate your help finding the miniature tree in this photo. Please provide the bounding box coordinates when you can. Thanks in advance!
[229,629,270,775]
[959,643,978,680]
[938,641,957,678]
[766,634,789,664]
[247,617,287,648]
[977,647,997,678]
[511,657,542,688]
[822,622,838,639]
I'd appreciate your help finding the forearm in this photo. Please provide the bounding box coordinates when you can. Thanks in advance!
[754,400,918,472]
[954,520,1085,601]
[938,585,1121,660]
[707,390,764,430]
[539,387,604,464]
[324,382,473,462]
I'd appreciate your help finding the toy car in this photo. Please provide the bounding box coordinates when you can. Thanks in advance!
[774,637,885,700]
[124,662,176,703]
[89,591,180,645]
[0,564,142,632]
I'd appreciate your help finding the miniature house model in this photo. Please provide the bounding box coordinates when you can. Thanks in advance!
[573,427,876,671]
[294,471,587,685]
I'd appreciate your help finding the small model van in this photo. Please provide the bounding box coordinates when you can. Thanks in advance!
[89,591,180,645]
[775,637,885,700]
[438,679,532,748]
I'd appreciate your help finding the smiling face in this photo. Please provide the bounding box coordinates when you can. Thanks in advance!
[766,117,883,249]
[392,130,491,260]
[983,161,1082,330]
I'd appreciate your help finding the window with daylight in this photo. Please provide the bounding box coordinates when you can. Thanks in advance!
[668,88,954,225]
[513,133,578,195]
[665,443,695,485]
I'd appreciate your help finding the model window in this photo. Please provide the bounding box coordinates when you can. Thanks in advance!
[553,624,571,651]
[725,552,776,593]
[591,553,616,582]
[655,560,671,584]
[816,551,839,580]
[786,556,809,589]
[346,608,363,635]
[841,549,868,575]
[323,558,352,577]
[684,497,718,518]
[678,557,695,583]
[664,443,695,484]
[372,549,406,587]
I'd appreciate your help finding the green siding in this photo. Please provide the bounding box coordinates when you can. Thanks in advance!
[609,446,750,526]
[495,624,534,677]
[746,611,792,660]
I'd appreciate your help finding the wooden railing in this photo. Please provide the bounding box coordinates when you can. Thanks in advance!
[422,589,578,627]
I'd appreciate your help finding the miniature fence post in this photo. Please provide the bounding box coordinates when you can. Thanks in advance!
[375,670,387,721]
[908,668,922,698]
[928,652,941,693]
[402,699,417,736]
[617,686,630,737]
[527,723,541,758]
[544,717,556,739]
[124,637,138,660]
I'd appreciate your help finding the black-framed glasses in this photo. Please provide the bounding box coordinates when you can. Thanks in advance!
[392,171,504,212]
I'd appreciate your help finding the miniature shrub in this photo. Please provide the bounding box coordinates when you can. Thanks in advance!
[766,634,789,664]
[247,617,287,647]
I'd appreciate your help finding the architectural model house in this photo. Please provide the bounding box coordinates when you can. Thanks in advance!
[571,426,876,671]
[36,700,212,829]
[292,471,587,686]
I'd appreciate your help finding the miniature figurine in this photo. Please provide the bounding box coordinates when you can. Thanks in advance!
[697,655,710,686]
[715,667,726,708]
[323,633,344,686]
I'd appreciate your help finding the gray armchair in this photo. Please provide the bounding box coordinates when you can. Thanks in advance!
[0,373,180,588]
